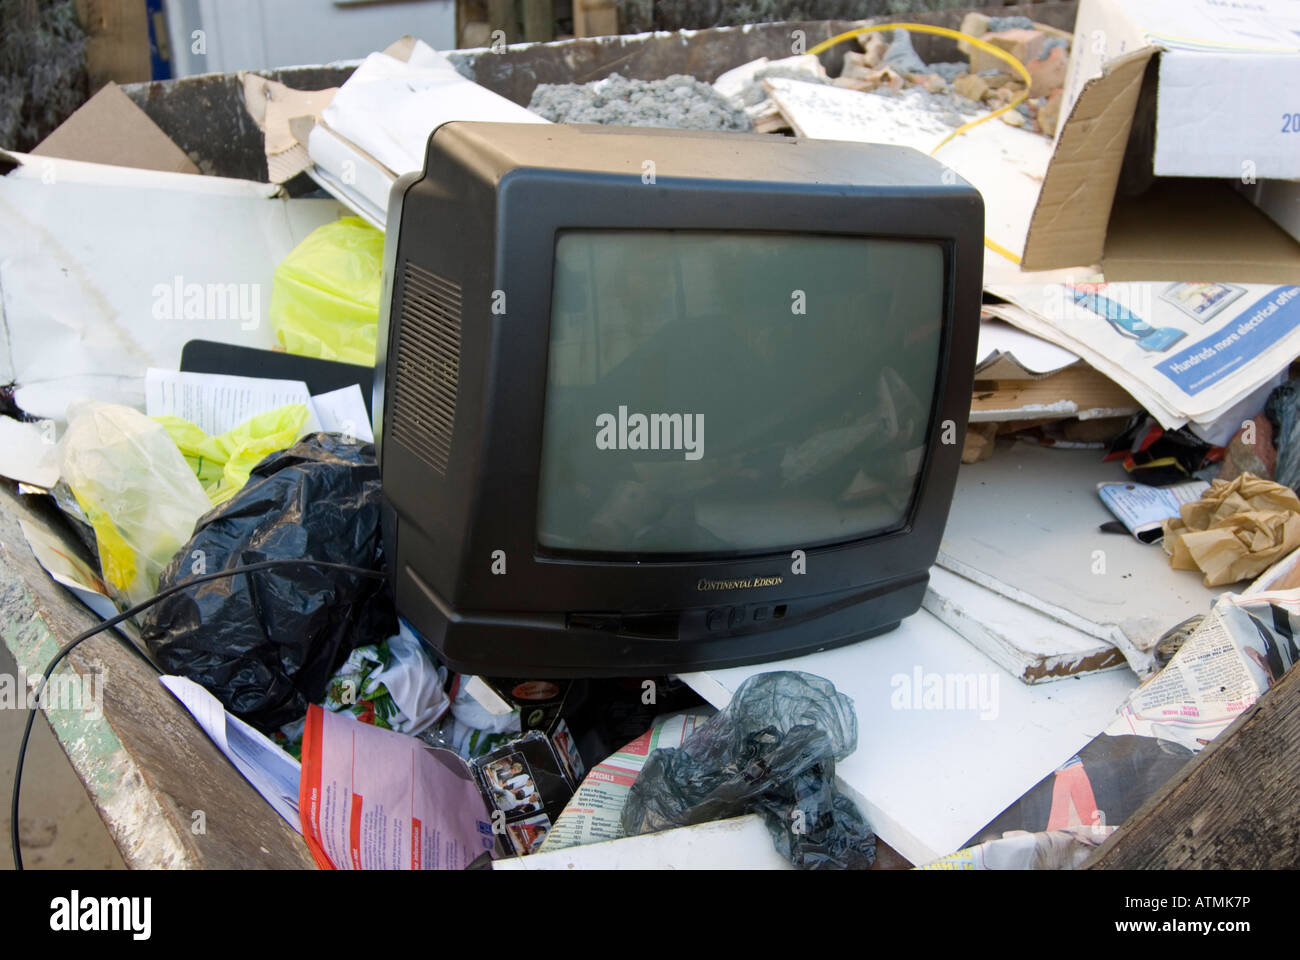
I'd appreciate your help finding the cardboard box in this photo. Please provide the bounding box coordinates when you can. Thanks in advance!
[1022,0,1300,279]
[31,83,200,176]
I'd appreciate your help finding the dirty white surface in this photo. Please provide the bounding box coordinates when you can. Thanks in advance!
[679,605,1137,866]
[0,158,342,421]
[493,814,790,870]
[940,443,1229,676]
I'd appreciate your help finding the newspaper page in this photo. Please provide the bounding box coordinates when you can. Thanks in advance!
[986,282,1300,432]
[538,713,706,854]
[963,575,1300,848]
[299,704,496,870]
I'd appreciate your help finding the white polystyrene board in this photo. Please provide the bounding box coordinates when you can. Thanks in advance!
[491,815,791,870]
[924,565,1123,683]
[938,442,1229,676]
[679,607,1136,866]
[1,150,280,196]
[0,172,342,421]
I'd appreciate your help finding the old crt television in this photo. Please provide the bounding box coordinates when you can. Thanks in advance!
[373,121,983,676]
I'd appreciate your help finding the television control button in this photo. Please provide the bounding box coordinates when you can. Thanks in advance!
[706,609,724,632]
[727,606,744,629]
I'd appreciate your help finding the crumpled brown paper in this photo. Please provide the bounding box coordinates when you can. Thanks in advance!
[1162,472,1300,586]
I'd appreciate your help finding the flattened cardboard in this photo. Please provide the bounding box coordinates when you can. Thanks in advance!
[31,83,200,176]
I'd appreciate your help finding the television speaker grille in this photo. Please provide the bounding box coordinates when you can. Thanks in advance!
[389,262,461,475]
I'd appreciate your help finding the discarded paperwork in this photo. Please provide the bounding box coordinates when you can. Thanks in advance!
[921,824,1114,870]
[473,731,577,856]
[299,704,494,870]
[0,416,58,489]
[306,40,547,225]
[540,713,706,854]
[1163,473,1300,587]
[1098,480,1210,544]
[160,676,303,831]
[988,281,1300,442]
[965,566,1300,850]
[145,368,371,441]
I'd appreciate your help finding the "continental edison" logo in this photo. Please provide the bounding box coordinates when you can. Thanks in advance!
[697,575,783,591]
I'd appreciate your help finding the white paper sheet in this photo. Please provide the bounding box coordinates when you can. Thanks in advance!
[319,41,548,179]
[0,416,59,488]
[159,675,302,830]
[310,384,373,442]
[145,368,320,435]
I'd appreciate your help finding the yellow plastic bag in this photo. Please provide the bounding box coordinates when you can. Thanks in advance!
[59,402,212,606]
[156,403,310,507]
[269,216,384,365]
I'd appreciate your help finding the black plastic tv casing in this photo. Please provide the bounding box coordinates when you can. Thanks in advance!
[374,121,983,677]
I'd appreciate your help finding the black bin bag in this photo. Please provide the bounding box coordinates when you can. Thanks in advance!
[141,434,395,732]
[621,670,876,869]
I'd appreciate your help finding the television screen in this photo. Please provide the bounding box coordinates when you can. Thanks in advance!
[536,229,945,556]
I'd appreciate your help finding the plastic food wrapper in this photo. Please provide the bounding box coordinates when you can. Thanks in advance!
[156,403,311,506]
[1162,472,1300,586]
[140,434,394,732]
[540,713,707,854]
[299,704,496,869]
[472,730,577,856]
[59,401,212,606]
[621,670,876,870]
[322,620,449,736]
[268,216,384,366]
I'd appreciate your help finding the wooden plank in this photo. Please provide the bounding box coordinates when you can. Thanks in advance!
[573,0,618,38]
[0,484,315,869]
[75,0,152,87]
[487,0,520,43]
[1087,663,1300,869]
[520,0,553,42]
[969,363,1139,422]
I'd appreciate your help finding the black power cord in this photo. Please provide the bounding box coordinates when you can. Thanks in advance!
[10,558,385,870]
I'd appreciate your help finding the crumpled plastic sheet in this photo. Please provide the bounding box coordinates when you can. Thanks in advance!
[141,433,394,732]
[621,670,876,869]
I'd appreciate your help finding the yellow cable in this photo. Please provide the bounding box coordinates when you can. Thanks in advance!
[808,23,1033,264]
